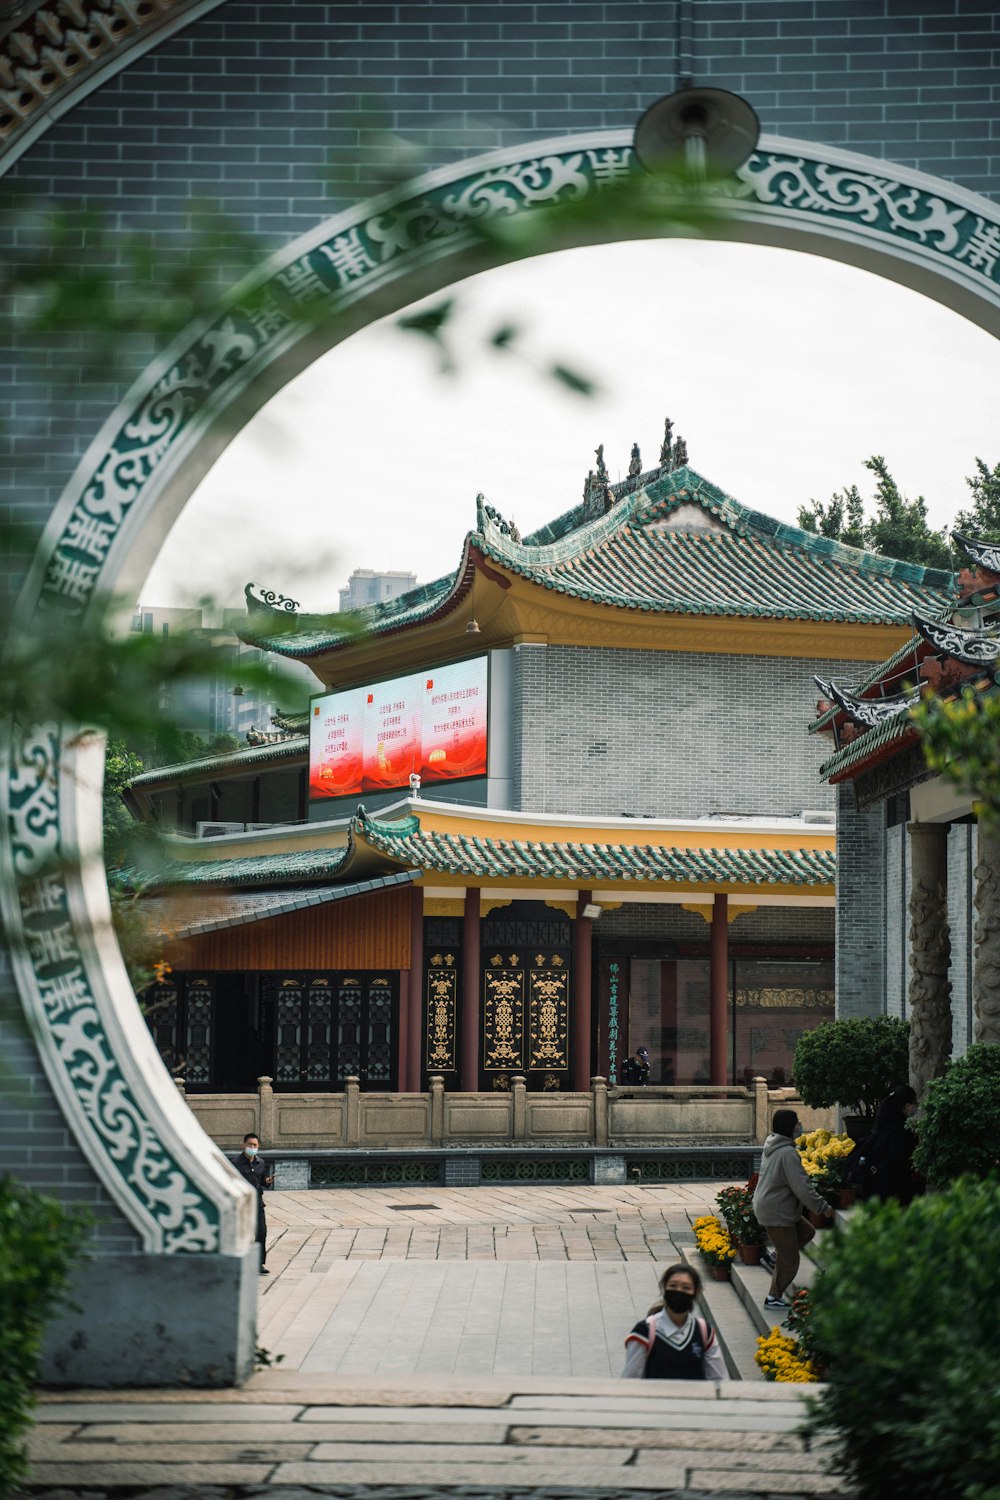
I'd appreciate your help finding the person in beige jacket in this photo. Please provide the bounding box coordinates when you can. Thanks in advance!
[752,1108,834,1311]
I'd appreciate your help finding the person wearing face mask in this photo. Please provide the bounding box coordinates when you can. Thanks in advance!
[752,1109,834,1312]
[854,1085,921,1205]
[234,1133,273,1274]
[621,1264,728,1380]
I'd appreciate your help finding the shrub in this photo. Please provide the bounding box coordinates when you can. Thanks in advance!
[0,1177,90,1492]
[911,1044,1000,1187]
[792,1016,909,1121]
[803,1176,1000,1499]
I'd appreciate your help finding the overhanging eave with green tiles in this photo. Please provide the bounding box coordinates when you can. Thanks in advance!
[819,711,919,782]
[354,809,835,892]
[147,807,835,897]
[128,735,308,792]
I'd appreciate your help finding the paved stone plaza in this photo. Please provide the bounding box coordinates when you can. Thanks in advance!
[24,1185,849,1495]
[257,1185,719,1378]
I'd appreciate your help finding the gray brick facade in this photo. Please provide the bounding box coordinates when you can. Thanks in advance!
[834,782,887,1020]
[513,643,871,820]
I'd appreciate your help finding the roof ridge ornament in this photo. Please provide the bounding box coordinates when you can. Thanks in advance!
[951,530,1000,576]
[245,582,299,614]
[582,443,613,518]
[477,491,521,542]
[814,676,921,729]
[911,610,1000,666]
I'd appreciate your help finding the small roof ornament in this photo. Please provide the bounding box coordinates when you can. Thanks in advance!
[628,442,642,479]
[659,418,674,469]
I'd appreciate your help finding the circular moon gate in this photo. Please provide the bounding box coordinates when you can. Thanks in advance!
[5,130,1000,1259]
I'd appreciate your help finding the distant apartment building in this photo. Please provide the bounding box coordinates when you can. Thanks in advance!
[338,568,418,612]
[131,605,320,742]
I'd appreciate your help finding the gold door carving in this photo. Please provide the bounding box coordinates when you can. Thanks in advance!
[528,958,569,1072]
[483,960,525,1070]
[425,956,457,1071]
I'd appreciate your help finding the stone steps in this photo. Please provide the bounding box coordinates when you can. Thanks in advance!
[680,1206,853,1380]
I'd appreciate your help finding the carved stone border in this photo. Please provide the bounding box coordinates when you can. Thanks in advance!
[5,131,1000,1251]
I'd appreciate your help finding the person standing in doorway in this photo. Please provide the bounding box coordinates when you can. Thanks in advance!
[235,1132,273,1274]
[752,1109,834,1313]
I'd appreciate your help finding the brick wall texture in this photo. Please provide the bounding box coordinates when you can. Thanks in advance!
[2,1,995,1222]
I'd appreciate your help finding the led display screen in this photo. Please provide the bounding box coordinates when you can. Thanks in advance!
[310,656,488,800]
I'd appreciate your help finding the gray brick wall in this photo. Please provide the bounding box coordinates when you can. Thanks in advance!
[947,822,976,1056]
[513,643,869,819]
[884,821,907,1018]
[834,782,887,1020]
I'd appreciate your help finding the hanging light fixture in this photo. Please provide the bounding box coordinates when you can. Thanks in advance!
[633,85,760,179]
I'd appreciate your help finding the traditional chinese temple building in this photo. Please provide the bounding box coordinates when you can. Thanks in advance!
[128,432,956,1103]
[811,531,1000,1094]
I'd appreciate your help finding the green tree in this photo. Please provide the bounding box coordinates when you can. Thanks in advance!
[953,457,1000,541]
[796,483,866,549]
[797,455,952,568]
[863,455,952,569]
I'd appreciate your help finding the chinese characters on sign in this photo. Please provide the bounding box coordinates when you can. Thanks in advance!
[310,657,488,799]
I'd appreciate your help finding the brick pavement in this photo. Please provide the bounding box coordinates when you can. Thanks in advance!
[22,1185,852,1495]
[257,1185,720,1377]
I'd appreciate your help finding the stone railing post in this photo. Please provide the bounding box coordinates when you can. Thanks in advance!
[752,1076,769,1144]
[429,1075,445,1145]
[908,822,952,1095]
[257,1075,274,1145]
[974,818,1000,1045]
[511,1074,526,1140]
[591,1076,609,1146]
[174,1076,186,1096]
[345,1076,361,1147]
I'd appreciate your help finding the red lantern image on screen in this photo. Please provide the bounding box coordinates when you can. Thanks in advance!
[420,658,488,782]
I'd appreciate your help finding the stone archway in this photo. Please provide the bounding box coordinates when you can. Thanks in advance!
[5,129,1000,1381]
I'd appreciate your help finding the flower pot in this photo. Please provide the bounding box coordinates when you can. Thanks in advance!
[831,1186,856,1210]
[708,1262,731,1281]
[804,1209,830,1229]
[738,1242,764,1265]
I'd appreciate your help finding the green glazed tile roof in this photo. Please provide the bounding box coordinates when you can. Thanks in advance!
[241,467,956,657]
[819,711,919,781]
[148,842,357,888]
[142,871,418,934]
[356,811,835,888]
[150,810,835,892]
[130,735,307,789]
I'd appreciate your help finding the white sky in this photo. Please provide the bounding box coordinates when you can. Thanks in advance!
[141,240,1000,613]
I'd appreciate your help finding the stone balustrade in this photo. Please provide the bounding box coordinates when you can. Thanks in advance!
[178,1074,834,1154]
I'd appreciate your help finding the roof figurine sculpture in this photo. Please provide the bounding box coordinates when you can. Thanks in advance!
[659,417,674,469]
[583,442,613,518]
[628,442,642,478]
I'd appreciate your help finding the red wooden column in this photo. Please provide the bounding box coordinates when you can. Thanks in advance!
[461,887,481,1092]
[573,890,594,1092]
[709,892,729,1086]
[407,884,424,1092]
